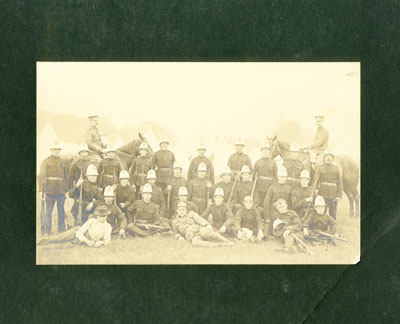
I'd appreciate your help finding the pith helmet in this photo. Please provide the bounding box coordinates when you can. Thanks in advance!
[221,166,232,176]
[103,186,114,197]
[314,195,326,207]
[300,169,310,179]
[198,162,207,172]
[324,151,335,158]
[273,219,286,236]
[178,186,188,196]
[277,166,288,177]
[139,143,149,151]
[86,164,98,176]
[314,115,325,119]
[78,144,89,154]
[235,138,245,146]
[159,137,169,145]
[119,170,129,179]
[240,165,251,174]
[142,183,153,194]
[260,142,271,150]
[106,146,116,153]
[173,161,183,170]
[94,204,110,217]
[147,169,157,179]
[214,187,224,197]
[289,142,300,152]
[88,115,99,120]
[176,201,187,209]
[50,140,62,150]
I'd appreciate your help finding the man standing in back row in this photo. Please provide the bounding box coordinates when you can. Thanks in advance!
[227,138,252,181]
[152,137,175,194]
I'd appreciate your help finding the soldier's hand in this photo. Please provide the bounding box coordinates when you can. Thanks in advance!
[119,229,126,236]
[257,230,264,240]
[283,229,291,237]
[303,228,309,237]
[86,240,95,247]
[305,197,313,203]
[333,233,339,238]
[208,214,213,223]
[334,197,341,203]
[139,186,143,193]
[76,178,84,187]
[86,202,94,211]
[206,181,212,189]
[167,185,172,191]
[120,203,125,209]
[101,148,107,154]
[219,226,226,234]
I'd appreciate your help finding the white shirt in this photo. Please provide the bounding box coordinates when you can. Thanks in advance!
[76,218,112,245]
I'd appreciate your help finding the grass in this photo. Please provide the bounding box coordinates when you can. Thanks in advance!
[36,198,360,265]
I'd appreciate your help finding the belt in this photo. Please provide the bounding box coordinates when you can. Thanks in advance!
[103,174,116,178]
[321,181,336,186]
[192,197,206,201]
[136,173,147,176]
[287,177,300,182]
[259,176,273,180]
[158,167,171,170]
[47,177,64,181]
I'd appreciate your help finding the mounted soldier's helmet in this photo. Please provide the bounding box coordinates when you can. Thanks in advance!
[103,185,114,197]
[146,169,157,180]
[50,140,62,150]
[324,151,335,159]
[277,166,288,177]
[300,169,310,179]
[221,166,232,176]
[197,143,206,151]
[88,115,99,120]
[235,138,245,146]
[314,195,326,207]
[213,187,224,197]
[86,164,99,176]
[197,162,207,172]
[78,144,89,154]
[119,170,129,179]
[173,161,183,170]
[159,137,169,145]
[289,142,300,152]
[142,183,153,194]
[240,165,251,174]
[272,219,286,237]
[139,143,149,151]
[178,186,189,196]
[94,204,110,217]
[314,114,325,120]
[260,142,271,151]
[106,146,116,154]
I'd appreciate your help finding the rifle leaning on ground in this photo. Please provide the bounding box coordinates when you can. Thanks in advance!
[77,172,83,226]
[291,233,313,255]
[301,177,318,222]
[251,176,258,199]
[40,179,47,226]
[314,230,351,242]
[227,176,239,205]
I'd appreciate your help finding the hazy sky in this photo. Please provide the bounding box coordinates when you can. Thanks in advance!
[37,62,359,152]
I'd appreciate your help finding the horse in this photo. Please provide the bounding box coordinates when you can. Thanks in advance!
[267,135,360,217]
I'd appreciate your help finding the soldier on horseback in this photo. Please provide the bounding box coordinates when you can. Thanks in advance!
[302,115,329,166]
[84,115,108,157]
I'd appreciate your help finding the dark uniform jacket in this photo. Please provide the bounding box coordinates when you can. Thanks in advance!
[253,157,277,193]
[172,212,209,241]
[97,157,123,188]
[115,184,136,213]
[212,181,234,204]
[272,210,302,233]
[68,180,103,213]
[150,184,167,216]
[129,155,152,186]
[187,156,215,184]
[188,178,209,214]
[201,203,234,230]
[227,153,252,177]
[127,200,160,225]
[105,204,127,233]
[234,207,263,233]
[263,183,292,221]
[232,181,260,207]
[311,126,329,151]
[152,150,175,184]
[303,210,336,234]
[39,155,68,195]
[67,158,91,190]
[283,158,304,189]
[84,126,107,153]
[167,176,187,210]
[291,186,312,219]
[313,164,343,199]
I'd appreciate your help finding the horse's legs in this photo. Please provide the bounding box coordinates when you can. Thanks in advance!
[352,187,360,218]
[344,187,355,217]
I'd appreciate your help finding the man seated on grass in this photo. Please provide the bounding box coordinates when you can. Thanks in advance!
[302,195,339,245]
[37,205,112,247]
[201,187,236,237]
[126,183,171,237]
[271,199,304,253]
[233,196,264,242]
[172,201,233,247]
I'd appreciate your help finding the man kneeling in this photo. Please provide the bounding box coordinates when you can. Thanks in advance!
[172,201,233,247]
[37,205,112,247]
[234,196,264,242]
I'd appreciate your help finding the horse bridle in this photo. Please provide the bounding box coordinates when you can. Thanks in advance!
[269,138,283,159]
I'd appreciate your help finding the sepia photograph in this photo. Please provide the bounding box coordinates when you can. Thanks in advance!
[36,62,360,264]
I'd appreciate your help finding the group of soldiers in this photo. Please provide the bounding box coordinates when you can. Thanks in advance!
[38,114,348,252]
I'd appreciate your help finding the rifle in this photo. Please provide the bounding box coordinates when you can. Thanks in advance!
[40,179,47,227]
[167,187,171,215]
[140,164,145,198]
[227,176,238,205]
[251,176,258,198]
[77,172,83,226]
[291,233,313,255]
[314,230,351,242]
[301,178,318,222]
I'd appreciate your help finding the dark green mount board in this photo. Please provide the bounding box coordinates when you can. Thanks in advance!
[1,1,400,323]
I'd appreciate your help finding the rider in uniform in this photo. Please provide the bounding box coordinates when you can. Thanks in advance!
[84,115,107,157]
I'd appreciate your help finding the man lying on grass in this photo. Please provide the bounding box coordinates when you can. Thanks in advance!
[37,205,112,247]
[172,201,234,247]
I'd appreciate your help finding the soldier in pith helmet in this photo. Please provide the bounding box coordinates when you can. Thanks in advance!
[187,162,212,214]
[129,142,152,196]
[227,138,252,181]
[291,169,313,220]
[146,169,167,218]
[67,144,92,190]
[97,146,124,189]
[283,142,304,190]
[187,143,215,184]
[151,137,175,193]
[114,170,136,215]
[166,161,187,218]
